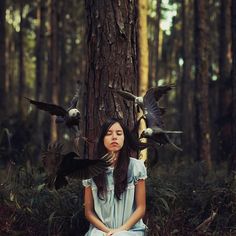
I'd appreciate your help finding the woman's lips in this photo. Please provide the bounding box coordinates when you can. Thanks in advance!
[110,142,118,145]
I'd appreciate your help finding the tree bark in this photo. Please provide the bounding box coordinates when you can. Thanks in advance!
[46,0,59,142]
[36,0,47,102]
[18,1,26,117]
[0,0,7,116]
[153,0,161,86]
[137,0,148,160]
[85,0,138,158]
[230,0,236,172]
[194,0,212,170]
[218,0,232,161]
[181,0,195,157]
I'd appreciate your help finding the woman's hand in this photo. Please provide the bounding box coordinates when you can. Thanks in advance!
[106,228,124,235]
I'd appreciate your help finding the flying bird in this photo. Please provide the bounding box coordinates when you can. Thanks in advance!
[25,96,81,136]
[113,84,174,114]
[140,88,183,151]
[41,142,113,190]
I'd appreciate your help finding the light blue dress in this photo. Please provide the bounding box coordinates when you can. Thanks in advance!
[82,157,148,236]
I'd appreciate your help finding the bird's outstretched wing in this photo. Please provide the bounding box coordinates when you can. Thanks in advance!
[114,90,137,102]
[25,97,67,117]
[58,152,113,179]
[68,88,80,110]
[41,142,64,176]
[153,84,175,102]
[143,88,164,128]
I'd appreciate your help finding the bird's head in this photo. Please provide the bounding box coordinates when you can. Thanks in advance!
[140,128,153,138]
[135,96,143,105]
[68,108,80,118]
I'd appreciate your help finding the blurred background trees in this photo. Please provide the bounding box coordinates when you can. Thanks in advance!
[0,0,236,235]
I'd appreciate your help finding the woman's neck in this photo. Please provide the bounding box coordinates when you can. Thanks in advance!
[111,151,119,167]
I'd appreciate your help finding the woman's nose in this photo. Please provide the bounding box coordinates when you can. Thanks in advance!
[112,133,117,139]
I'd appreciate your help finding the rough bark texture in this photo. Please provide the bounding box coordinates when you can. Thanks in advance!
[194,0,212,169]
[85,0,138,157]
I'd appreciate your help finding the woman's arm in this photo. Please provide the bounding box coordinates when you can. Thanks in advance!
[120,179,146,230]
[107,179,146,235]
[84,187,110,233]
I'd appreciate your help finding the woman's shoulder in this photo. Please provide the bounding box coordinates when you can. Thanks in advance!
[128,157,147,182]
[129,157,145,166]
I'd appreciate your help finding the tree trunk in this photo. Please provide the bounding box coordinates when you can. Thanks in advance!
[36,0,46,102]
[47,0,59,142]
[18,1,26,117]
[85,0,138,158]
[153,0,161,86]
[230,0,236,172]
[218,0,232,161]
[181,0,195,158]
[137,0,148,160]
[194,0,212,170]
[0,0,7,117]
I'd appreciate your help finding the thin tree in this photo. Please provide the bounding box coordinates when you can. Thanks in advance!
[194,0,212,170]
[218,0,232,160]
[18,1,26,117]
[154,0,161,86]
[84,0,138,157]
[46,0,59,142]
[180,0,195,157]
[35,0,47,144]
[138,0,149,160]
[230,0,236,172]
[0,0,7,117]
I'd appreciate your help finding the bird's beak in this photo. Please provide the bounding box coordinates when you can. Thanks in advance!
[140,132,145,139]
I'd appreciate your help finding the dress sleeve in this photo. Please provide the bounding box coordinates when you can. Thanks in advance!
[82,178,92,187]
[133,159,147,184]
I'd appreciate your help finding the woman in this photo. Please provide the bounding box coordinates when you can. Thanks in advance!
[82,118,147,236]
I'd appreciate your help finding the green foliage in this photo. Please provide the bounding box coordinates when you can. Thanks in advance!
[145,161,236,235]
[1,157,236,235]
[0,166,88,236]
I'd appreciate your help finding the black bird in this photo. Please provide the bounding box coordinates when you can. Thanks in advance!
[41,142,113,190]
[113,84,174,114]
[25,97,81,135]
[140,88,183,151]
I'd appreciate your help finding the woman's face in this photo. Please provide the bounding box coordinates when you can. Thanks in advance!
[104,122,125,153]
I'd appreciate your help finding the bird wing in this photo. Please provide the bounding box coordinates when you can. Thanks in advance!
[114,90,137,102]
[41,142,64,176]
[153,84,174,101]
[58,152,112,179]
[143,88,164,128]
[68,88,80,110]
[25,97,67,117]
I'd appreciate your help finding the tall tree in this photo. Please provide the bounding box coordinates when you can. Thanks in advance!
[230,0,236,172]
[0,0,7,116]
[218,0,232,160]
[194,0,211,169]
[180,0,195,157]
[46,0,59,142]
[18,1,26,117]
[84,0,138,157]
[35,0,47,102]
[153,0,161,86]
[138,0,149,160]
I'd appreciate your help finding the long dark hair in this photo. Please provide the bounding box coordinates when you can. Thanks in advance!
[93,118,137,200]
